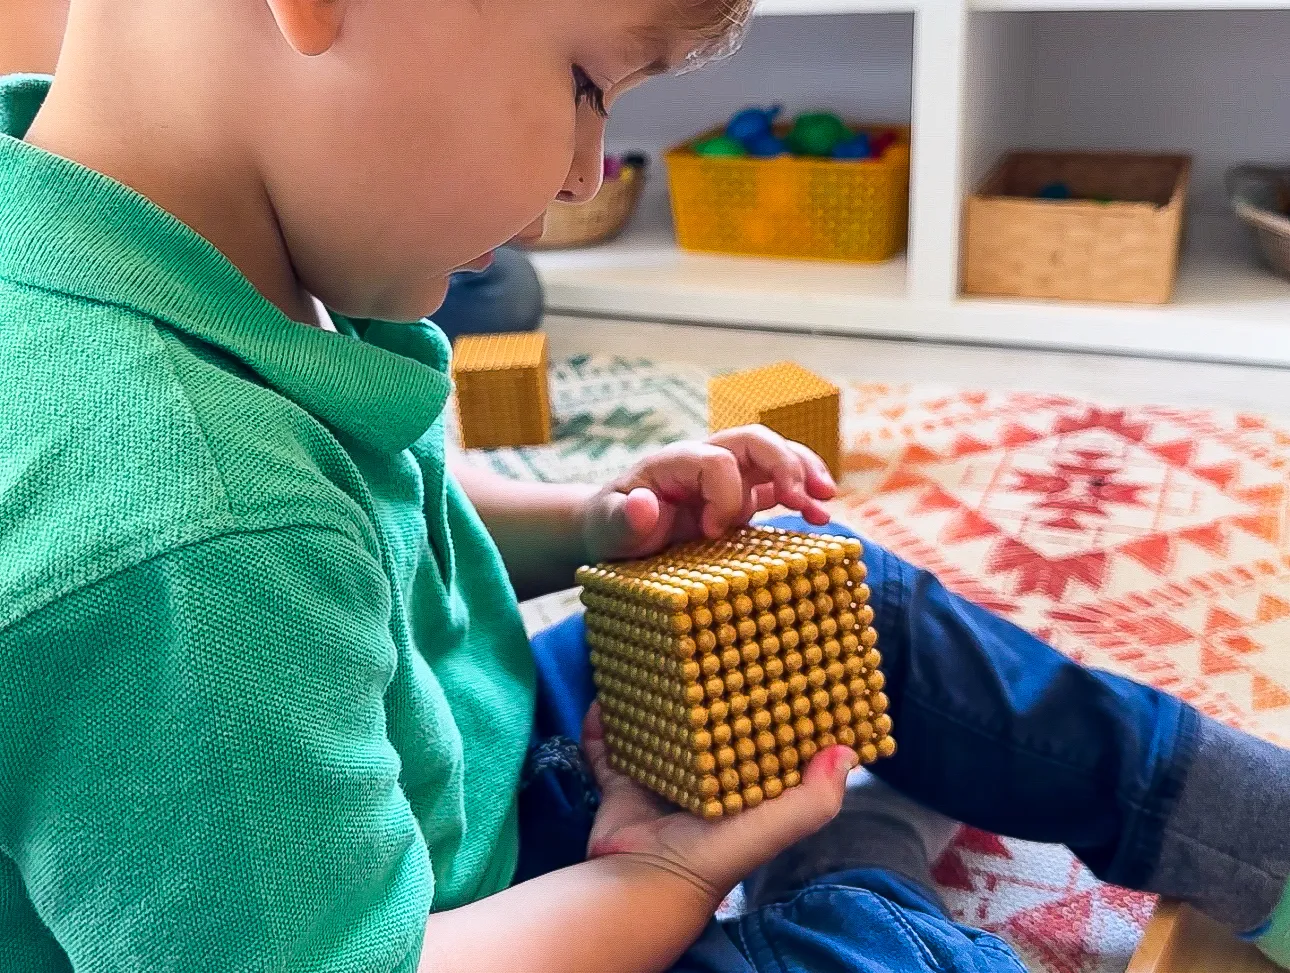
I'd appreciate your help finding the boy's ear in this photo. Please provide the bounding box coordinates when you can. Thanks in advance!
[265,0,345,56]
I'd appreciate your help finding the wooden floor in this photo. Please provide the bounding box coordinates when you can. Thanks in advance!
[1128,903,1277,973]
[544,316,1290,417]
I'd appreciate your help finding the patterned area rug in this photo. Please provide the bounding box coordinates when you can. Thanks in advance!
[452,354,1290,973]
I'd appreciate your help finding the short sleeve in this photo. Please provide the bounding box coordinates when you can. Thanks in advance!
[0,526,432,972]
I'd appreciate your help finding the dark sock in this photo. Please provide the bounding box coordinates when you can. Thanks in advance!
[1147,716,1290,932]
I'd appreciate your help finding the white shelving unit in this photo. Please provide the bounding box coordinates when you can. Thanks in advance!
[531,1,1290,366]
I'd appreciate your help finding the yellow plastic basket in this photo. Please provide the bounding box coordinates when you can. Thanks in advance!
[664,124,911,263]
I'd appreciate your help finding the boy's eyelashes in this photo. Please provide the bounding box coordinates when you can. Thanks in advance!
[572,65,608,118]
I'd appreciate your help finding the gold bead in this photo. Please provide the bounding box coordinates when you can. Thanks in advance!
[702,799,724,819]
[777,606,797,630]
[739,761,760,787]
[877,736,896,758]
[830,683,850,706]
[776,723,796,748]
[771,582,793,606]
[859,743,879,764]
[813,571,832,594]
[732,593,754,617]
[755,730,777,754]
[719,768,740,793]
[764,657,785,681]
[787,673,808,697]
[780,746,800,771]
[858,605,875,627]
[725,671,745,694]
[767,679,789,702]
[854,721,874,743]
[749,686,769,709]
[863,648,882,670]
[780,628,800,652]
[759,752,780,777]
[799,621,819,644]
[692,606,713,630]
[743,784,765,809]
[871,693,889,716]
[836,726,856,748]
[803,644,824,667]
[798,739,818,762]
[764,777,784,800]
[689,706,709,728]
[818,732,837,749]
[753,588,774,613]
[717,624,738,646]
[728,692,749,717]
[735,737,757,762]
[733,716,753,739]
[815,710,834,733]
[784,769,802,789]
[737,619,758,643]
[709,699,729,723]
[741,642,762,665]
[791,694,812,718]
[716,745,736,769]
[712,723,732,746]
[874,714,893,737]
[696,630,717,654]
[745,664,765,687]
[722,793,744,816]
[867,671,886,693]
[794,716,815,741]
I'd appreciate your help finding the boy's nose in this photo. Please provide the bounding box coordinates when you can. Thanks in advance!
[558,147,604,204]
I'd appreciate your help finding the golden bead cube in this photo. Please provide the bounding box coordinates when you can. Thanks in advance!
[577,525,894,820]
[451,332,552,449]
[708,363,841,479]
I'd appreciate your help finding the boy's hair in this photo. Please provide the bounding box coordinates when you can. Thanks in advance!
[672,0,754,71]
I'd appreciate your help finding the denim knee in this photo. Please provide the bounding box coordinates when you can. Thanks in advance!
[674,870,1026,973]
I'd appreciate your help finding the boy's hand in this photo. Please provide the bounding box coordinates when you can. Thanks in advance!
[582,426,837,563]
[582,704,857,906]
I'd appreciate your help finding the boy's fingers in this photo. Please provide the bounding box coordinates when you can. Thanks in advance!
[715,746,856,867]
[708,427,811,512]
[785,441,837,499]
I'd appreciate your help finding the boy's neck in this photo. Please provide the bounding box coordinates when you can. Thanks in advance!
[22,38,318,326]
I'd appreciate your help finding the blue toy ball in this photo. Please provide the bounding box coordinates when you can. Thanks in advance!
[746,134,788,158]
[832,133,872,160]
[726,105,783,145]
[1037,181,1072,200]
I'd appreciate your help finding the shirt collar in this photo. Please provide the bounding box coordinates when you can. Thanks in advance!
[0,74,451,454]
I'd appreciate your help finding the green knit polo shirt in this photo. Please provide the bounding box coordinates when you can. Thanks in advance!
[0,75,535,971]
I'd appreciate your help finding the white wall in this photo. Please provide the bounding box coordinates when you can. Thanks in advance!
[604,13,915,156]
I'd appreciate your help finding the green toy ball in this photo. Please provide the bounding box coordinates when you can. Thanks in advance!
[788,113,849,157]
[693,135,748,158]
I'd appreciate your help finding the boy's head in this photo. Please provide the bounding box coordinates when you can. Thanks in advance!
[39,0,749,323]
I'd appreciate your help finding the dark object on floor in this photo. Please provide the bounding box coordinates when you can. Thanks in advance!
[434,247,544,343]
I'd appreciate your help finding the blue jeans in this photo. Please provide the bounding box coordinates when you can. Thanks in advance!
[516,516,1198,972]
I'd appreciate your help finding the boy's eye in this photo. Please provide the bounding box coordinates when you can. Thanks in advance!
[572,66,608,119]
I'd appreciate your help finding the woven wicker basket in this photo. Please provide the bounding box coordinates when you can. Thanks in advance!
[526,167,645,250]
[1227,165,1290,281]
[962,150,1192,304]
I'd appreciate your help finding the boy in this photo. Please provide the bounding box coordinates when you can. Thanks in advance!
[1,3,1288,973]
